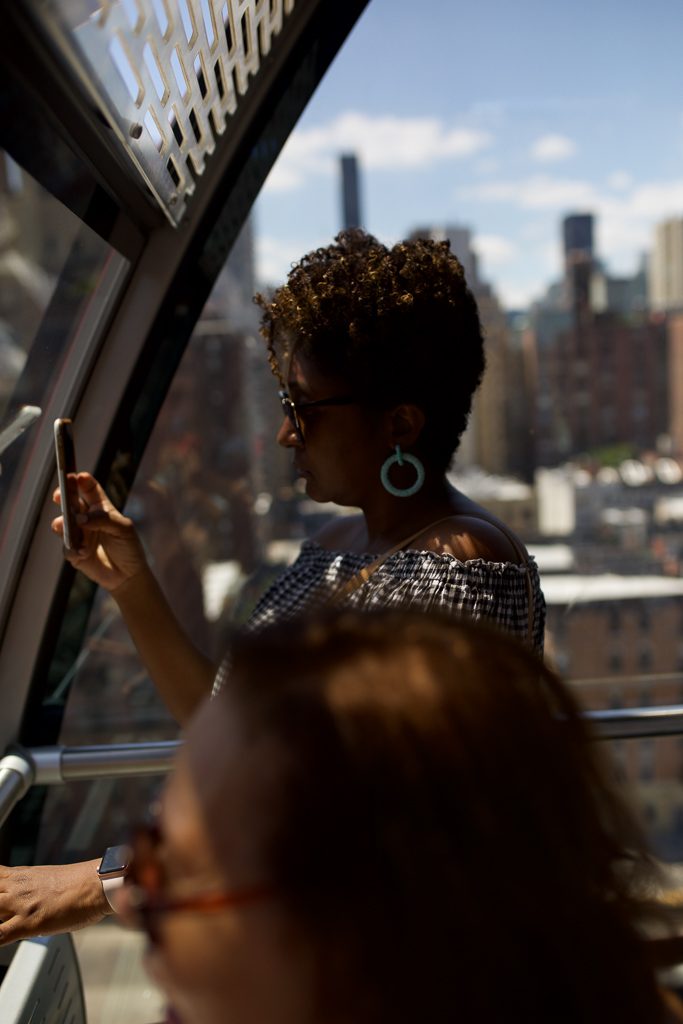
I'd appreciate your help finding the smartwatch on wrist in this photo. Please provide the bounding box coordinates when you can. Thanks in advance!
[97,844,131,912]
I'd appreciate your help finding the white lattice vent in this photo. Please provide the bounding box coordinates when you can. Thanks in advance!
[30,0,296,224]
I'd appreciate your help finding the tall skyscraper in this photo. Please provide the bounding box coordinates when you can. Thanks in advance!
[563,213,594,265]
[340,153,362,229]
[562,213,594,316]
[648,217,683,311]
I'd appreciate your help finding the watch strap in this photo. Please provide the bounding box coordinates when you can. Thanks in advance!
[101,873,126,912]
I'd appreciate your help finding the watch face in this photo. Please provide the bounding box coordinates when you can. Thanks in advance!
[98,844,131,877]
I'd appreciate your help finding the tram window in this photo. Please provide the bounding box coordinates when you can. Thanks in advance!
[22,0,683,847]
[2,4,683,1018]
[610,736,683,863]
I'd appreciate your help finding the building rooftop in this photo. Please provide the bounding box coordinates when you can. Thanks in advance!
[541,573,683,605]
[528,544,575,572]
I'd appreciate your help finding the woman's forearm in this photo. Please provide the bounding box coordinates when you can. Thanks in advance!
[112,567,215,724]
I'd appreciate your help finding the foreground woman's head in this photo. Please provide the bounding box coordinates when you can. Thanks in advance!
[137,611,664,1024]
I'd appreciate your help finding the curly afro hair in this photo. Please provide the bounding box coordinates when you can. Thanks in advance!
[255,228,485,471]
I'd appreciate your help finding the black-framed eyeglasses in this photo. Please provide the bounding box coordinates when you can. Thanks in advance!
[121,820,275,946]
[278,389,357,444]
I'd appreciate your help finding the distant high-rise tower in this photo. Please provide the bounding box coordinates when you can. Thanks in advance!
[340,153,362,229]
[563,213,594,317]
[563,213,594,265]
[648,217,683,311]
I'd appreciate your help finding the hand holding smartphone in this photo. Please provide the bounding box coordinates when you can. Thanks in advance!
[54,418,83,551]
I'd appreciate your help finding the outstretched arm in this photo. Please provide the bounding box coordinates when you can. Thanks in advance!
[0,860,109,945]
[52,473,215,724]
[109,564,215,723]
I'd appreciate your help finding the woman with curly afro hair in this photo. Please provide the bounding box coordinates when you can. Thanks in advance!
[213,228,545,682]
[53,229,544,722]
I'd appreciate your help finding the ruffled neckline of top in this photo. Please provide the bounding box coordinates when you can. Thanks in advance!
[301,538,537,573]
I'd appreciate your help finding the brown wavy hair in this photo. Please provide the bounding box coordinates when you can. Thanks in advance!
[255,229,485,471]
[220,610,667,1024]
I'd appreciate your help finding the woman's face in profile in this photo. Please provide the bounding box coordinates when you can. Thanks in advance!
[277,352,388,508]
[139,698,319,1024]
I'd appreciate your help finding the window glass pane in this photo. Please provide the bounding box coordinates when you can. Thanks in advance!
[37,0,683,818]
[0,150,118,521]
[609,735,683,865]
[255,0,683,715]
[73,923,162,1024]
[48,219,299,749]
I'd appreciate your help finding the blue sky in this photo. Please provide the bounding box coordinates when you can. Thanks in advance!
[254,0,683,309]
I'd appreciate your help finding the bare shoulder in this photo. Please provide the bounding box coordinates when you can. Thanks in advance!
[416,515,527,565]
[311,514,364,552]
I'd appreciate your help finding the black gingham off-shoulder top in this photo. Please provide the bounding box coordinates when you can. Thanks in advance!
[212,540,545,695]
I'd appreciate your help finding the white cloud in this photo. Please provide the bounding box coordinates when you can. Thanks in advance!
[255,234,328,288]
[607,170,633,191]
[262,112,493,193]
[474,157,500,175]
[459,175,600,210]
[624,179,683,217]
[458,173,683,287]
[530,134,577,162]
[459,175,683,220]
[496,280,545,309]
[597,182,683,271]
[473,234,517,265]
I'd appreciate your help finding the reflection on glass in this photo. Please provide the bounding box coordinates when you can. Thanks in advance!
[52,219,300,751]
[0,149,115,519]
[0,152,79,419]
[609,736,683,865]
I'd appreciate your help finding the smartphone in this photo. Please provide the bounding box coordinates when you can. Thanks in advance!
[54,418,83,551]
[0,404,42,458]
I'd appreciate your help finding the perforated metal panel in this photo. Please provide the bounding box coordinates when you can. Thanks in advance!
[26,0,296,225]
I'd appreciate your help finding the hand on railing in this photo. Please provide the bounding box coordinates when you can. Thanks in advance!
[0,859,110,946]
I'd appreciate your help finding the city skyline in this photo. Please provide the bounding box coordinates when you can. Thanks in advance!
[254,0,683,309]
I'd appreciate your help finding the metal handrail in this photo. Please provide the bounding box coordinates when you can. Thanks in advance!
[0,752,34,832]
[3,706,683,832]
[584,706,683,740]
[0,740,180,830]
[30,740,181,784]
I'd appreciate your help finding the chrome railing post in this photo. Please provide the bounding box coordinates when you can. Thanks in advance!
[0,749,35,828]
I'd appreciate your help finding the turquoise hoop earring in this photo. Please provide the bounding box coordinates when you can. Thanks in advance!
[380,445,425,498]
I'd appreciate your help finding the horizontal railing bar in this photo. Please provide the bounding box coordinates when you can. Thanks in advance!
[586,707,683,740]
[0,741,180,830]
[4,708,683,832]
[55,740,179,782]
[571,672,683,688]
